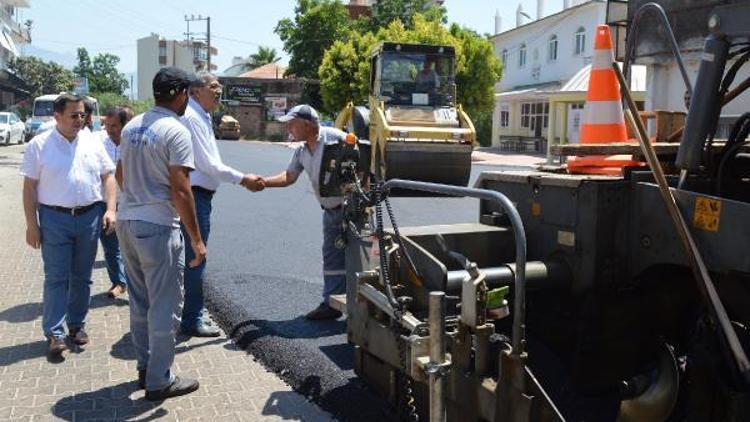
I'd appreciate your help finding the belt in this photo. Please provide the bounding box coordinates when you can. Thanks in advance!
[41,202,100,216]
[321,204,342,211]
[191,186,216,196]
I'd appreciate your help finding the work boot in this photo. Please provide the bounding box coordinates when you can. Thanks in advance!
[68,328,89,346]
[47,335,68,356]
[145,376,199,401]
[107,283,127,298]
[305,302,342,320]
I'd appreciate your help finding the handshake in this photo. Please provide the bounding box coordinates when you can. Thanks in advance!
[240,173,266,192]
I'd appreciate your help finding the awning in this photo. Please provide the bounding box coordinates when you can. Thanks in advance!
[495,82,561,100]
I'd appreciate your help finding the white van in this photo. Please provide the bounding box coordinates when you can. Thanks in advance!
[25,94,101,140]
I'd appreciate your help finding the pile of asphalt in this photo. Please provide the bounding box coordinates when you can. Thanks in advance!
[205,272,396,421]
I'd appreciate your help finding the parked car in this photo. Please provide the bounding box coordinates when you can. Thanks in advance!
[0,112,26,145]
[217,115,241,140]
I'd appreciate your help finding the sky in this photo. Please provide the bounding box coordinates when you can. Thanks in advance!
[17,0,564,95]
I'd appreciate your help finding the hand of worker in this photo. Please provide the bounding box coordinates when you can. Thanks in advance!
[102,209,117,235]
[189,239,207,268]
[241,173,265,192]
[26,223,41,249]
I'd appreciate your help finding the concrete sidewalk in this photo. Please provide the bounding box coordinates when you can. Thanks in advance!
[0,144,333,421]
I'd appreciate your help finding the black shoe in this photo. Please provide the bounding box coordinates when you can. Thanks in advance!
[138,369,146,389]
[68,328,89,345]
[145,376,199,401]
[181,322,221,337]
[47,335,68,355]
[305,302,342,320]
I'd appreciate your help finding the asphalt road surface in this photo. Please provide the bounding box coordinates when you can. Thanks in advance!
[204,140,528,421]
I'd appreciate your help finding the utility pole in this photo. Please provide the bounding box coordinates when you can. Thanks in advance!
[184,14,212,71]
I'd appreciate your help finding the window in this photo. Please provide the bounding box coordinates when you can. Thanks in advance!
[519,44,526,67]
[548,35,558,61]
[158,42,167,65]
[575,27,586,55]
[520,102,549,130]
[501,49,508,65]
[499,104,509,128]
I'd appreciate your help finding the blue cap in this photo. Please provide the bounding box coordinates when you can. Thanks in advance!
[277,104,319,125]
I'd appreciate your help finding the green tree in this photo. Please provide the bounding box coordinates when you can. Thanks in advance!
[73,47,92,80]
[8,56,74,98]
[318,14,502,131]
[275,0,353,109]
[74,48,129,95]
[319,31,378,114]
[244,46,281,70]
[369,0,446,30]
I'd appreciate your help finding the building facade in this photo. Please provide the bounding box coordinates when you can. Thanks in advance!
[491,0,646,159]
[491,1,608,152]
[0,0,31,110]
[137,33,218,100]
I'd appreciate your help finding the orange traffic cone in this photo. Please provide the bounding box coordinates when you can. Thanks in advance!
[567,25,643,175]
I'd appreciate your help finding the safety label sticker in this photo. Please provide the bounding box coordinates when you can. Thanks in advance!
[693,197,721,232]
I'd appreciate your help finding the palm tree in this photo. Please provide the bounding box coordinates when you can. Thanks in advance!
[244,46,281,70]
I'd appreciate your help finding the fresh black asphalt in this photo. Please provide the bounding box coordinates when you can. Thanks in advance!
[203,141,521,420]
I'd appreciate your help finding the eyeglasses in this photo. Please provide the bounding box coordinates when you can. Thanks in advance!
[68,113,86,119]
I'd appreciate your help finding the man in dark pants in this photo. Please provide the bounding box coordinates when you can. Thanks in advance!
[21,93,117,355]
[99,106,133,298]
[179,71,265,337]
[262,105,346,320]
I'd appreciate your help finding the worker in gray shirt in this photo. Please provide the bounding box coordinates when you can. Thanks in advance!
[116,67,206,401]
[262,105,346,320]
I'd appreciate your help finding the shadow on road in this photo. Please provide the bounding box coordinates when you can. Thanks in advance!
[110,332,227,361]
[0,291,127,324]
[51,381,165,421]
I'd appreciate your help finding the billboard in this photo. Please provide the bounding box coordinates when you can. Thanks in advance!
[223,84,263,105]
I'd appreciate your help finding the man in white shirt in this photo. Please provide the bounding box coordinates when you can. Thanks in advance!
[98,106,134,298]
[179,71,264,337]
[21,93,117,356]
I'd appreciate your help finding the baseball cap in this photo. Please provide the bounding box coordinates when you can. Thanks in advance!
[277,104,320,125]
[152,67,199,99]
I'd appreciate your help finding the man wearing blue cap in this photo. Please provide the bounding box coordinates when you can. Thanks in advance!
[262,104,347,320]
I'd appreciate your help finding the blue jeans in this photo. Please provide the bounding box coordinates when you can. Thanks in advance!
[39,203,103,338]
[100,229,128,287]
[180,188,212,330]
[117,220,183,391]
[322,208,346,300]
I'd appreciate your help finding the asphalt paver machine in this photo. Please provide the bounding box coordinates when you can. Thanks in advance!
[325,2,750,420]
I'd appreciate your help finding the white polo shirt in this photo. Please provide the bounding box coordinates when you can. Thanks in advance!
[20,128,115,208]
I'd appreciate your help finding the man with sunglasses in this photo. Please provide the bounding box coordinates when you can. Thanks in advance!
[178,71,264,337]
[116,67,206,400]
[21,92,117,356]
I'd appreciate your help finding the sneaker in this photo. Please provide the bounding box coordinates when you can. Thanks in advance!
[47,335,68,355]
[107,283,127,298]
[137,369,146,389]
[68,328,89,346]
[181,322,221,338]
[145,376,199,401]
[305,302,342,320]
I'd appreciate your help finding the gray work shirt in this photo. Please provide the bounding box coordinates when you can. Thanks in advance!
[286,126,345,209]
[118,106,194,228]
